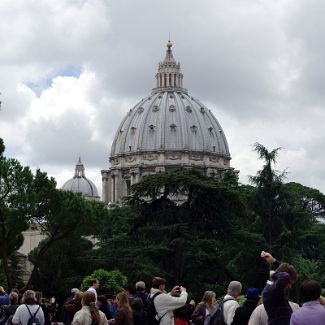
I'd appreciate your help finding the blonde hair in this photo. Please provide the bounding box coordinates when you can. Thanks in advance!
[74,291,83,303]
[202,291,216,309]
[117,292,133,319]
[22,290,36,304]
[9,292,18,304]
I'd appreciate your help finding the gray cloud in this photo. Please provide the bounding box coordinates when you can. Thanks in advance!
[1,0,325,196]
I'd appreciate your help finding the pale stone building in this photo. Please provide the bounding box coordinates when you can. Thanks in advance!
[62,158,100,200]
[102,41,233,203]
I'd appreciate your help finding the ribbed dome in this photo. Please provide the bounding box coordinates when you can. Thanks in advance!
[62,158,99,198]
[110,91,230,157]
[102,41,233,204]
[111,41,230,159]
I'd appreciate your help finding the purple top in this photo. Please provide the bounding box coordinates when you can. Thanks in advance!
[290,301,325,325]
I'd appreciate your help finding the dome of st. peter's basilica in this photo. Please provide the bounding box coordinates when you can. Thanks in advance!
[101,41,233,203]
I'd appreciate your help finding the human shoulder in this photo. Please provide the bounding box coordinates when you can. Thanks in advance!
[98,310,108,325]
[288,301,299,311]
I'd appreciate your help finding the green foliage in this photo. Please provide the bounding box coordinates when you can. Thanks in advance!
[28,236,94,298]
[81,269,127,295]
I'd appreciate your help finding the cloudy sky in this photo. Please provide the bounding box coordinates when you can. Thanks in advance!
[1,0,325,196]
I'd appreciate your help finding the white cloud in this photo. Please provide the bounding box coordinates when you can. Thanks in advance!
[1,0,325,199]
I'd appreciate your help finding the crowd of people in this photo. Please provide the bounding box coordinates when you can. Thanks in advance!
[0,251,324,325]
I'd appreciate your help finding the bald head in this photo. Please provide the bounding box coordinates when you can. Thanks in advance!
[227,281,242,298]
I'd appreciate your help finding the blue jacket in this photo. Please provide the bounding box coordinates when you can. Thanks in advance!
[262,272,292,325]
[0,292,9,306]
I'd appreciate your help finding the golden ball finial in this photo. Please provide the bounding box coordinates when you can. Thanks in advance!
[167,40,172,49]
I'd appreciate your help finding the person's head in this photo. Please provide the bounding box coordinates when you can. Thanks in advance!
[35,291,43,304]
[90,279,100,289]
[11,288,19,294]
[123,284,135,297]
[9,292,18,305]
[81,291,100,325]
[71,288,79,295]
[97,295,108,308]
[116,292,132,318]
[110,295,117,305]
[245,288,259,301]
[275,263,297,288]
[300,279,321,302]
[151,277,166,292]
[202,291,216,308]
[22,290,36,304]
[0,286,5,294]
[135,281,146,292]
[276,263,297,282]
[74,291,83,303]
[227,281,242,299]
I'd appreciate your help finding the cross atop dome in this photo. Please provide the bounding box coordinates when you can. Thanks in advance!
[155,40,184,91]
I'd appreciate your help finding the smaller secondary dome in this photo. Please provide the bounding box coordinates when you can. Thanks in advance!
[62,158,99,198]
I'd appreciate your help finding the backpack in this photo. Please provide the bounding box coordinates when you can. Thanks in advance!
[26,305,41,325]
[146,292,167,325]
[204,297,235,325]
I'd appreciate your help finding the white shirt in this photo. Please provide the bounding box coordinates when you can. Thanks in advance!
[248,301,299,325]
[87,287,98,301]
[223,294,239,325]
[12,304,45,325]
[150,288,188,325]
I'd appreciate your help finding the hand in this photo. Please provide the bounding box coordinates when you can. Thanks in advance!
[189,299,195,306]
[261,251,276,264]
[171,286,181,295]
[180,286,186,292]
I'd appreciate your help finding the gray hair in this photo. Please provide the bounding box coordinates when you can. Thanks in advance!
[71,288,80,294]
[227,281,242,296]
[135,281,146,291]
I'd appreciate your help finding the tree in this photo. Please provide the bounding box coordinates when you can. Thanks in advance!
[25,189,108,289]
[249,143,284,252]
[28,236,94,298]
[0,138,109,289]
[0,139,35,287]
[97,169,247,297]
[81,269,127,295]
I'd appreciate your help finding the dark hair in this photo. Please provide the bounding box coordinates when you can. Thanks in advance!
[35,291,43,304]
[90,279,99,286]
[97,295,108,307]
[300,279,321,302]
[123,284,135,295]
[151,277,166,289]
[276,263,297,282]
[82,292,100,325]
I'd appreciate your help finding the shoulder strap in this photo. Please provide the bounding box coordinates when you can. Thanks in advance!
[222,297,235,304]
[33,306,41,318]
[151,292,161,301]
[26,306,33,318]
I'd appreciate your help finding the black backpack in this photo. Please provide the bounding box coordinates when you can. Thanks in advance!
[26,305,41,325]
[204,297,235,325]
[146,292,167,325]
